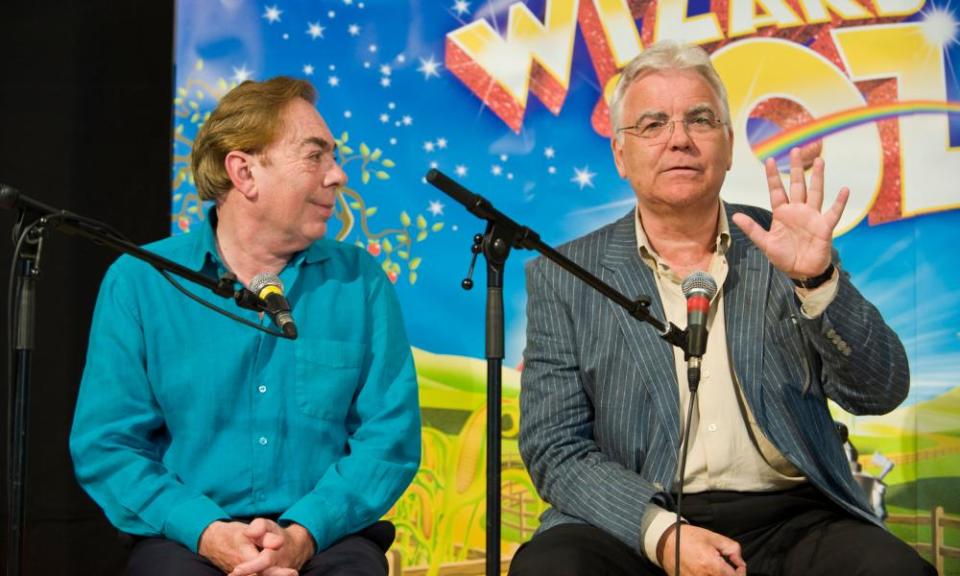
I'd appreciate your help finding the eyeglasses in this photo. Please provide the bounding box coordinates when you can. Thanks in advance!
[617,113,727,143]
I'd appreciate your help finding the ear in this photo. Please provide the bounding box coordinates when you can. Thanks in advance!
[611,137,627,179]
[224,150,258,200]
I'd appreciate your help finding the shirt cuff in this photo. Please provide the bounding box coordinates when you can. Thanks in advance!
[163,495,230,553]
[641,503,683,567]
[795,267,840,318]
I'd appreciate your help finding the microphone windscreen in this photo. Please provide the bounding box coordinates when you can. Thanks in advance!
[682,271,718,300]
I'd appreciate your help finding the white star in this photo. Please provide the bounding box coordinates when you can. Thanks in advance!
[343,0,353,4]
[500,154,508,162]
[402,115,413,126]
[571,166,596,189]
[548,166,557,174]
[263,5,282,23]
[380,77,391,87]
[428,200,445,216]
[369,44,378,53]
[544,147,555,159]
[388,102,396,110]
[379,113,390,123]
[455,165,468,177]
[491,165,502,176]
[396,54,407,63]
[423,141,435,152]
[231,65,253,83]
[328,76,340,87]
[282,33,290,40]
[348,24,360,36]
[307,22,325,39]
[506,173,514,180]
[429,161,439,169]
[327,10,336,18]
[389,137,397,145]
[359,2,365,8]
[303,64,314,75]
[344,110,352,118]
[417,56,441,79]
[329,64,336,71]
[436,137,447,149]
[380,64,392,76]
[363,62,371,69]
[452,0,470,16]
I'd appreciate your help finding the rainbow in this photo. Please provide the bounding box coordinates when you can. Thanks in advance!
[753,100,960,160]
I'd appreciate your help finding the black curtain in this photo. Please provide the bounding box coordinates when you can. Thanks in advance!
[0,1,174,573]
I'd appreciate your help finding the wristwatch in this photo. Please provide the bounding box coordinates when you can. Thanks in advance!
[791,263,835,289]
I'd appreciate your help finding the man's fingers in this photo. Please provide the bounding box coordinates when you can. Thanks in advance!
[731,213,767,250]
[824,187,850,231]
[230,548,276,576]
[263,568,299,576]
[765,157,788,210]
[262,531,285,550]
[808,156,825,210]
[245,518,268,539]
[789,147,807,204]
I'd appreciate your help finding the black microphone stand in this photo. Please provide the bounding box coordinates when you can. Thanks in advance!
[1,186,279,576]
[425,169,688,576]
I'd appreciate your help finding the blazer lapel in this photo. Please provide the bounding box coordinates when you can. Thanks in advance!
[723,204,771,423]
[600,212,681,455]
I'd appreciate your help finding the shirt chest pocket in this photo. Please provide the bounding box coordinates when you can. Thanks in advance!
[294,339,366,421]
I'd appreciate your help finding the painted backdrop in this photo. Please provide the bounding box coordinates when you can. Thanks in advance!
[172,0,960,573]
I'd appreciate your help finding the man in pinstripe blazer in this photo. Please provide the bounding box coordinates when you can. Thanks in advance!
[508,41,935,576]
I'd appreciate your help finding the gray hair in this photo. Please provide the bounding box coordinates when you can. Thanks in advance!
[609,40,730,143]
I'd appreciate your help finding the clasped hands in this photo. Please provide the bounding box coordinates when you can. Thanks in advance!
[731,147,850,281]
[199,518,315,576]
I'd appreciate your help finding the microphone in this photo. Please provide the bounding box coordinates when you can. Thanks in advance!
[681,271,718,391]
[250,272,298,339]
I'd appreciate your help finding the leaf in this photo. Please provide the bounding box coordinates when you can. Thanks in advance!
[339,145,353,155]
[349,202,362,210]
[410,257,422,271]
[173,193,183,202]
[177,87,187,97]
[381,261,391,272]
[196,91,204,100]
[431,222,444,232]
[195,59,204,71]
[174,97,183,106]
[218,79,228,91]
[360,142,370,157]
[381,159,395,168]
[370,148,382,161]
[191,113,200,123]
[362,170,370,184]
[365,206,378,216]
[416,230,428,242]
[396,234,408,243]
[416,215,427,229]
[375,171,389,180]
[409,272,418,285]
[340,131,349,143]
[355,240,365,248]
[400,211,411,227]
[189,101,199,110]
[398,251,409,260]
[383,239,394,253]
[175,124,184,134]
[187,205,198,214]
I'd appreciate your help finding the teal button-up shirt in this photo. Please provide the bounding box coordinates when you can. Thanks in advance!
[70,213,421,553]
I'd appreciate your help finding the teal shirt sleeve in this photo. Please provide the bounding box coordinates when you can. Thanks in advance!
[279,256,422,551]
[69,259,229,552]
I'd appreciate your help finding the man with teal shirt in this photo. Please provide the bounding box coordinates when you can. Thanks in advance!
[70,77,420,576]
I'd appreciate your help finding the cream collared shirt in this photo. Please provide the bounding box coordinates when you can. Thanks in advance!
[634,203,840,564]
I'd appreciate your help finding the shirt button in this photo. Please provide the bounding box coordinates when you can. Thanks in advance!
[258,385,267,394]
[258,436,268,446]
[707,423,718,432]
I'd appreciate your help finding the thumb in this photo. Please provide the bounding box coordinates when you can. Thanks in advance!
[731,212,767,250]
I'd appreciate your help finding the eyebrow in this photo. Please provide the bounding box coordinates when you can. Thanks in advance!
[300,136,335,152]
[632,104,719,123]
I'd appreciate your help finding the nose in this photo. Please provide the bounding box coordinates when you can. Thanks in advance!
[666,119,694,149]
[325,161,348,188]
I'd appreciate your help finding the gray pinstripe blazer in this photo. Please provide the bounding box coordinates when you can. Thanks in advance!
[519,203,909,556]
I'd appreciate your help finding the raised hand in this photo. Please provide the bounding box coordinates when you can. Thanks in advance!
[731,147,849,281]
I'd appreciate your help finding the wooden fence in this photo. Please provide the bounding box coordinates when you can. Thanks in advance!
[887,507,960,574]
